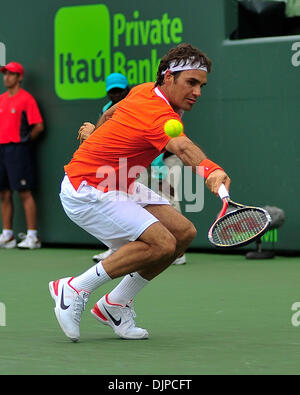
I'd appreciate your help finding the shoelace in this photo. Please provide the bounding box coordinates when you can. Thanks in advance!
[122,304,137,328]
[72,292,89,324]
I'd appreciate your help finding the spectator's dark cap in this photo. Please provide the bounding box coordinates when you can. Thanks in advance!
[0,62,24,76]
[105,73,128,92]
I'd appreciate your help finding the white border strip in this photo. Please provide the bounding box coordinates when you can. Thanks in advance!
[223,34,300,46]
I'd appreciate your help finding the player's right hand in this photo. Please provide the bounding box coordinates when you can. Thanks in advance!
[206,169,231,196]
[77,122,96,144]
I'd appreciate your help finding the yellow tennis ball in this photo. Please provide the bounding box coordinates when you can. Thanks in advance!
[164,119,183,137]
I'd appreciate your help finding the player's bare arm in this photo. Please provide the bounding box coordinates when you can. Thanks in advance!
[165,135,231,194]
[95,102,119,128]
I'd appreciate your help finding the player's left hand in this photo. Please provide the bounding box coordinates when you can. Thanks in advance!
[77,122,95,144]
[206,169,231,195]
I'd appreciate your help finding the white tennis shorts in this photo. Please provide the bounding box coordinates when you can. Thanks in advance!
[59,175,169,251]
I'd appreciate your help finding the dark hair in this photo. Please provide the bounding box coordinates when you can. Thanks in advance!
[108,86,131,103]
[155,43,212,86]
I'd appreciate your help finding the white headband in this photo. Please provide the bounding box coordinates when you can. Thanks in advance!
[161,59,207,75]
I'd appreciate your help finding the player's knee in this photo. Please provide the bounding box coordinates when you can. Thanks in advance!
[154,234,177,261]
[187,223,197,242]
[164,236,177,259]
[178,221,197,245]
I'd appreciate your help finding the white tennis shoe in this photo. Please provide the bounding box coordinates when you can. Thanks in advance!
[91,294,149,340]
[49,277,89,342]
[0,233,16,249]
[92,248,113,262]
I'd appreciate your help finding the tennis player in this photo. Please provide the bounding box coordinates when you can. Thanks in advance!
[49,43,231,342]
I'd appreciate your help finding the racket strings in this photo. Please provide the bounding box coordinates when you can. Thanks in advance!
[212,209,268,246]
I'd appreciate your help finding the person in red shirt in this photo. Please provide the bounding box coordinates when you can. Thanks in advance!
[0,62,44,249]
[49,44,231,342]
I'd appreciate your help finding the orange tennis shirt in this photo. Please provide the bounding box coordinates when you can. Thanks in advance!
[64,82,185,193]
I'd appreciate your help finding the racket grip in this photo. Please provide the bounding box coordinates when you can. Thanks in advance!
[218,184,230,200]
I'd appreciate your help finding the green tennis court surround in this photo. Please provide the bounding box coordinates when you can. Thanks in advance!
[1,248,300,374]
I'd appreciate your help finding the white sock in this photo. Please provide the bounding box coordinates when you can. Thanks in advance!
[2,229,13,238]
[27,229,38,238]
[70,261,111,293]
[108,272,149,306]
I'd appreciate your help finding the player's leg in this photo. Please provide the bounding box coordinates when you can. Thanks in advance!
[50,222,176,341]
[102,183,195,303]
[73,220,177,286]
[66,179,180,285]
[138,204,196,279]
[102,222,176,280]
[92,186,196,339]
[107,204,192,282]
[97,182,195,281]
[50,176,177,341]
[90,220,178,340]
[103,204,195,318]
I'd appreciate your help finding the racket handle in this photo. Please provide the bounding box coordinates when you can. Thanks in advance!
[218,184,230,200]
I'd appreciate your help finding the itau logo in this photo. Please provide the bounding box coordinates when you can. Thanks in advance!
[54,4,184,101]
[54,4,110,100]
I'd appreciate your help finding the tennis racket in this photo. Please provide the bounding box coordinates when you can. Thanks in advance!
[208,184,271,248]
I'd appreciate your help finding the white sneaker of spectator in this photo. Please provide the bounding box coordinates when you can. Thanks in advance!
[17,232,41,249]
[0,233,17,249]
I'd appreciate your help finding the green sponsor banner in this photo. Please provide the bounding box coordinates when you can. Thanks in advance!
[55,4,111,100]
[261,229,278,244]
[54,4,183,100]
